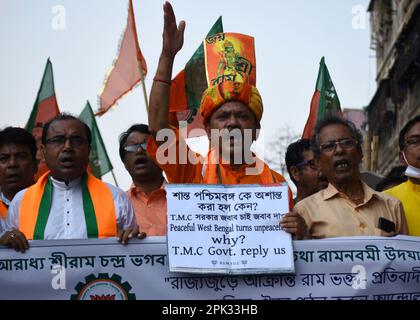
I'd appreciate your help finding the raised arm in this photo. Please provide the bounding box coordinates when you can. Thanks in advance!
[148,1,185,139]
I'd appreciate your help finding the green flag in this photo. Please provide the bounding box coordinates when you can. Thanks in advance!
[302,57,342,139]
[79,101,113,178]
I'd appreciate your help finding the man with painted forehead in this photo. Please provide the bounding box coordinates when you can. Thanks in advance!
[147,2,306,239]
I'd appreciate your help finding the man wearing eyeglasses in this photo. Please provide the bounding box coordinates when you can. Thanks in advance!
[1,114,141,252]
[285,139,328,204]
[385,115,420,236]
[119,124,167,237]
[292,117,408,239]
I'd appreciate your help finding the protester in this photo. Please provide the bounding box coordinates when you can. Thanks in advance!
[120,124,167,236]
[385,115,420,236]
[147,2,305,239]
[0,127,38,220]
[0,114,142,252]
[285,139,328,204]
[292,117,408,239]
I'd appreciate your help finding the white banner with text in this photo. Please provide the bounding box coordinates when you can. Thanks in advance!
[0,236,420,300]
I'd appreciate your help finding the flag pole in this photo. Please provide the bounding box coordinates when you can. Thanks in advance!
[138,66,149,114]
[111,169,119,187]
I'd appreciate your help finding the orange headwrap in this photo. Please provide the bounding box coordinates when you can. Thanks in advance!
[199,81,263,124]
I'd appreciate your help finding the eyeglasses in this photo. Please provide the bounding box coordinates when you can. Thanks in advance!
[124,143,148,153]
[46,135,87,148]
[319,138,358,153]
[405,137,420,149]
[295,159,319,170]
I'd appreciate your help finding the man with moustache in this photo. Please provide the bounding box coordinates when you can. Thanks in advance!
[1,114,141,252]
[292,117,408,239]
[120,124,167,236]
[0,127,38,221]
[285,139,328,204]
[385,115,420,236]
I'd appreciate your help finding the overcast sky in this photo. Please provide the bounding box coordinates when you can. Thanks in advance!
[0,0,375,189]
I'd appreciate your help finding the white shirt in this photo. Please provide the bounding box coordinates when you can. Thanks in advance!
[0,192,11,207]
[4,177,138,240]
[0,192,11,235]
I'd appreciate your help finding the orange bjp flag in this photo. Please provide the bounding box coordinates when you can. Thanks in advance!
[97,0,147,116]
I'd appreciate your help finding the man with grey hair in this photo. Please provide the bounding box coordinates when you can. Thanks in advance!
[290,117,408,239]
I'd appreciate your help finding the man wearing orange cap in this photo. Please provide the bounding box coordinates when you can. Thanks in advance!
[147,2,306,240]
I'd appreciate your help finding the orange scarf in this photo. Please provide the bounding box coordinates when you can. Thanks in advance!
[19,172,117,240]
[203,148,277,184]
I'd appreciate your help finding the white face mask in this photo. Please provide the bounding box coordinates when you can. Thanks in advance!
[403,151,420,179]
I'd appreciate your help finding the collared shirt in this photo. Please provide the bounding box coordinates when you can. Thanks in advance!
[294,181,408,239]
[385,180,420,236]
[4,177,138,240]
[127,182,167,236]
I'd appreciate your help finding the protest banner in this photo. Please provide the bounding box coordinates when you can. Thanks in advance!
[165,184,293,274]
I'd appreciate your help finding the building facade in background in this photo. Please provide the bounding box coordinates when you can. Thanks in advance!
[367,0,420,174]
